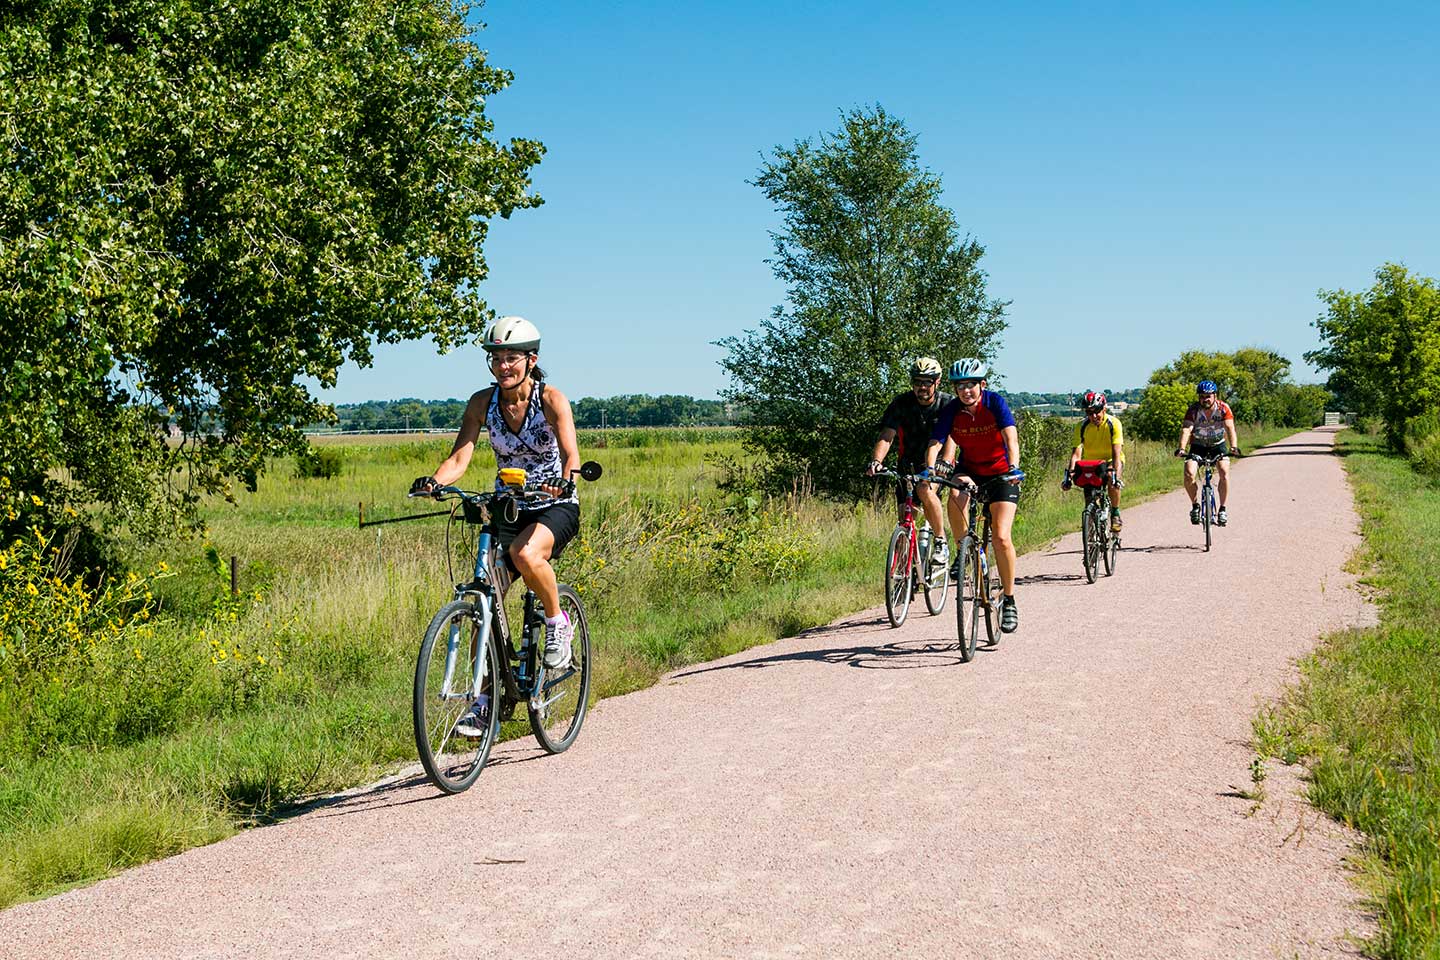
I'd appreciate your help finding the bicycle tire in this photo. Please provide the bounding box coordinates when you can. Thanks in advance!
[529,584,593,754]
[922,533,950,615]
[953,536,977,662]
[414,599,501,794]
[980,538,1002,646]
[1203,484,1213,552]
[1082,507,1098,583]
[1103,519,1118,576]
[884,526,913,628]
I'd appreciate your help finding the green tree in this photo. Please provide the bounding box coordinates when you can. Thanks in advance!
[1308,263,1440,450]
[0,0,542,551]
[1128,382,1194,442]
[717,106,1007,495]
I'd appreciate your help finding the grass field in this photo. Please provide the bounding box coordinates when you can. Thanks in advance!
[1255,429,1440,959]
[0,421,1295,907]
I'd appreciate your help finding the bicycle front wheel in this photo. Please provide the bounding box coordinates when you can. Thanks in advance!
[1203,486,1213,552]
[1082,507,1099,583]
[953,536,977,663]
[884,526,914,628]
[923,535,950,615]
[1103,522,1118,576]
[529,584,592,754]
[414,599,501,794]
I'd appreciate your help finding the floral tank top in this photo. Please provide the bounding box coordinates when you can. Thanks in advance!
[486,382,577,504]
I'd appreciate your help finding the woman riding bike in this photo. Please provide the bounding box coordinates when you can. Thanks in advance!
[410,316,581,733]
[924,357,1023,634]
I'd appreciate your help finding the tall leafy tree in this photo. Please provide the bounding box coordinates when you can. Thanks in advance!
[1308,263,1440,450]
[0,0,542,550]
[718,106,1007,495]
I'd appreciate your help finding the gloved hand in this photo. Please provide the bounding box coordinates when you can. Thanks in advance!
[1060,470,1072,492]
[864,459,883,477]
[409,475,440,497]
[1232,447,1243,457]
[1174,448,1185,458]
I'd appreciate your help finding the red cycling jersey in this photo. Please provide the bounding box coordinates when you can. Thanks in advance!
[931,390,1017,475]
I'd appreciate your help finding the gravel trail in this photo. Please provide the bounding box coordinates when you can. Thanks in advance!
[3,427,1377,958]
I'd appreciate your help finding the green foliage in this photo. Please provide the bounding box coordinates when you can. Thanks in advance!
[1147,347,1294,422]
[1309,263,1440,456]
[1128,383,1195,442]
[294,446,343,480]
[1014,412,1074,502]
[718,105,1007,497]
[1401,410,1440,480]
[0,0,543,552]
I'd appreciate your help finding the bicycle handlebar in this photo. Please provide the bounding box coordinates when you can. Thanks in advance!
[1180,451,1226,465]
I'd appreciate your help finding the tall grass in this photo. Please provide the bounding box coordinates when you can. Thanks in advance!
[0,421,1296,907]
[1255,430,1440,959]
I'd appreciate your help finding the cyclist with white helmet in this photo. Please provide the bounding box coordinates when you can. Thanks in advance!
[865,357,954,572]
[1176,379,1240,526]
[1063,391,1125,533]
[925,358,1023,633]
[411,317,582,733]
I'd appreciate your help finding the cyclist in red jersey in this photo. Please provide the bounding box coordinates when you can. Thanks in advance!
[924,358,1022,633]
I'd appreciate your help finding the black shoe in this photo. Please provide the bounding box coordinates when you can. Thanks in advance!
[1189,503,1201,525]
[1216,506,1228,527]
[1000,596,1018,634]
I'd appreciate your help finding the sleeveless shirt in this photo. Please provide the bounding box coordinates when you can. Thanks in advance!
[486,382,578,505]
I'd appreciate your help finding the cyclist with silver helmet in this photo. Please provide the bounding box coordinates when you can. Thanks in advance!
[865,357,955,572]
[1176,379,1240,526]
[1063,391,1125,533]
[411,317,582,733]
[925,358,1023,633]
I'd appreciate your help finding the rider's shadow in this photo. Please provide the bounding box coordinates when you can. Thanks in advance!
[672,636,985,676]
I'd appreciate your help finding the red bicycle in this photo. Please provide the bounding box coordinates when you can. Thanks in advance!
[876,470,950,627]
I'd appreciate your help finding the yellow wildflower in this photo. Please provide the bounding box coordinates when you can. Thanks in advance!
[25,582,37,596]
[30,495,43,507]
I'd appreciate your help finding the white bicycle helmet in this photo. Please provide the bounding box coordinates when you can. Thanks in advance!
[947,357,987,382]
[483,316,541,353]
[910,356,943,381]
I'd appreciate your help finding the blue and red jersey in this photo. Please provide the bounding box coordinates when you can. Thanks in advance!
[931,390,1017,475]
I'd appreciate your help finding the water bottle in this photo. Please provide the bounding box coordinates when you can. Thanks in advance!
[917,526,931,559]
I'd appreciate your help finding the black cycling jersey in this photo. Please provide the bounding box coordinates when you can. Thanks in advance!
[880,390,954,470]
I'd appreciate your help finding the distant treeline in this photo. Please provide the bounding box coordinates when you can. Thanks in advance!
[1008,388,1142,409]
[315,394,735,432]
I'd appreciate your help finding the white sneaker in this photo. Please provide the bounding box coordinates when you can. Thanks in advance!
[929,540,949,573]
[543,615,574,668]
[453,696,490,738]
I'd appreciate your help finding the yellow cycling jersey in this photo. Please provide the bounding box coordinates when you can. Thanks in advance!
[1073,413,1124,462]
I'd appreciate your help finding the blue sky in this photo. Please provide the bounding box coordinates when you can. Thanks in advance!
[323,0,1440,403]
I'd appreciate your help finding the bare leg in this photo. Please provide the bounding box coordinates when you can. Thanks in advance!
[988,501,1018,596]
[1183,461,1199,502]
[1217,459,1231,507]
[509,524,560,617]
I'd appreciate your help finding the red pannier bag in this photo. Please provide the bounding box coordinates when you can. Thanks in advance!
[1073,459,1109,487]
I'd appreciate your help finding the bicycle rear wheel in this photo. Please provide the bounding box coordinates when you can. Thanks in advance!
[922,534,950,615]
[1082,507,1099,583]
[529,584,592,754]
[884,526,914,628]
[953,536,977,662]
[414,599,501,794]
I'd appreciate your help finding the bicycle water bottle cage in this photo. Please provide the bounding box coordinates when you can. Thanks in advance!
[498,467,527,489]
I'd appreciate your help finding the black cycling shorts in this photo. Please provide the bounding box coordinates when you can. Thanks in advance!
[494,501,581,574]
[1188,441,1229,460]
[966,472,1022,506]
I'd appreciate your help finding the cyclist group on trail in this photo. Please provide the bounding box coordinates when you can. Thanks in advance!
[1176,380,1240,527]
[409,317,583,737]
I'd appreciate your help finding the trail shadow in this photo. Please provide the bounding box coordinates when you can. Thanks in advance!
[673,635,988,677]
[285,772,445,821]
[1015,572,1087,585]
[1243,447,1339,458]
[1123,543,1204,554]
